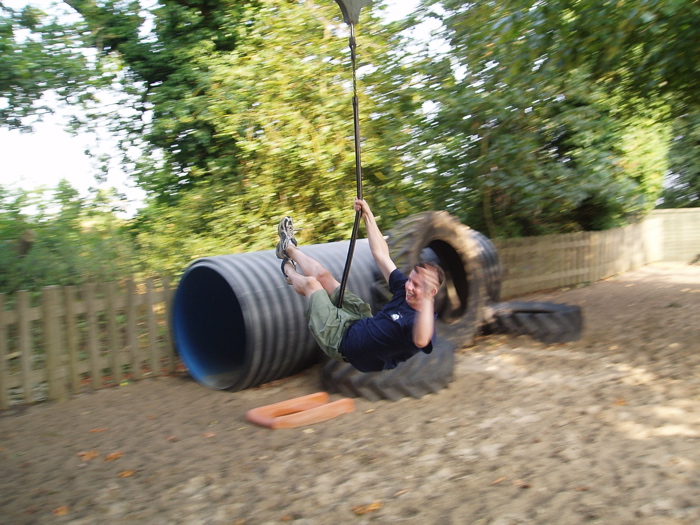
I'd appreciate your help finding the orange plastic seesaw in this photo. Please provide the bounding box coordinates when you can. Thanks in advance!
[245,392,355,430]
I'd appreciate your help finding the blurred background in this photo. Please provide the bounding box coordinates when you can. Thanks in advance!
[1,0,698,292]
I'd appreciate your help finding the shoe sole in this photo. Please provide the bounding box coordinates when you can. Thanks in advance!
[281,258,296,285]
[276,217,297,259]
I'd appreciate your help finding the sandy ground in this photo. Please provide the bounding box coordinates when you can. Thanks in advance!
[1,262,699,525]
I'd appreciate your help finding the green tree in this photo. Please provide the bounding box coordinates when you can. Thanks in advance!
[123,0,427,276]
[408,0,671,236]
[0,182,138,293]
[425,0,700,116]
[3,0,426,276]
[3,0,693,268]
[661,111,700,208]
[0,2,96,129]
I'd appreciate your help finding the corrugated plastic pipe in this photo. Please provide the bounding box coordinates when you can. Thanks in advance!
[172,240,379,391]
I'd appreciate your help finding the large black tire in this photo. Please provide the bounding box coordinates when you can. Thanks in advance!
[376,211,489,346]
[469,229,502,303]
[484,301,583,344]
[320,337,455,402]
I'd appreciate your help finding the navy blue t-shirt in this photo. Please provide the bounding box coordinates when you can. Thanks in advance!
[340,269,434,372]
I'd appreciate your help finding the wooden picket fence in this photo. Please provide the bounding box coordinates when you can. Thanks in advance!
[0,278,176,410]
[494,218,663,298]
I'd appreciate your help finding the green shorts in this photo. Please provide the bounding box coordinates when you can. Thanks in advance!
[304,287,372,362]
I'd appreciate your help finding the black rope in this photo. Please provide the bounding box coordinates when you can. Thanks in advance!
[335,23,363,308]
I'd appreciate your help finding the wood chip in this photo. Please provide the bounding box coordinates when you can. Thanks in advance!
[52,506,69,516]
[104,451,123,462]
[352,501,383,515]
[77,450,99,461]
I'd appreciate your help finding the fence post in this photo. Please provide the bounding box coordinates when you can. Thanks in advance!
[64,286,80,394]
[162,276,175,374]
[0,294,8,410]
[105,282,120,385]
[146,278,159,376]
[17,291,32,404]
[43,286,65,402]
[84,283,101,390]
[126,279,142,381]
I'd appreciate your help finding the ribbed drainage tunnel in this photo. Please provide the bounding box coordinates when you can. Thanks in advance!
[172,240,380,391]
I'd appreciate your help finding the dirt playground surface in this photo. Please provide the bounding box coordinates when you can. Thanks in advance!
[1,262,699,525]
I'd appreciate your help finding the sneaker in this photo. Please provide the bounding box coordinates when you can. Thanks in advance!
[280,258,297,285]
[276,216,298,259]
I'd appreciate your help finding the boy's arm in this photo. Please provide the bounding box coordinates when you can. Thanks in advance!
[412,265,439,348]
[354,198,396,282]
[413,299,435,348]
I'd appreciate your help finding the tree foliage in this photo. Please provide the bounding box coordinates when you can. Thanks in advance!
[661,110,700,208]
[0,2,97,129]
[409,0,674,236]
[1,0,698,288]
[427,0,700,116]
[57,0,428,275]
[0,182,138,293]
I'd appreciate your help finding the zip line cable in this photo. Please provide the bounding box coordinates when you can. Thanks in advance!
[333,0,372,308]
[336,22,364,308]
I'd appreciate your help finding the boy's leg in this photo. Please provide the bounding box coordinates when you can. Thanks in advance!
[282,259,324,298]
[286,244,340,296]
[276,215,339,296]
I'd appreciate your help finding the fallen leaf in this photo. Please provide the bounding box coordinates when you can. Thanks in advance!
[104,451,124,462]
[614,398,627,406]
[166,435,179,442]
[118,470,136,478]
[490,477,507,485]
[574,486,590,491]
[147,415,157,420]
[77,450,99,461]
[202,432,216,439]
[393,489,409,497]
[88,427,108,433]
[352,501,383,515]
[52,506,69,516]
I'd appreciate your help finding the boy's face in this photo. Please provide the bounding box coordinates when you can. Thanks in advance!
[405,267,438,309]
